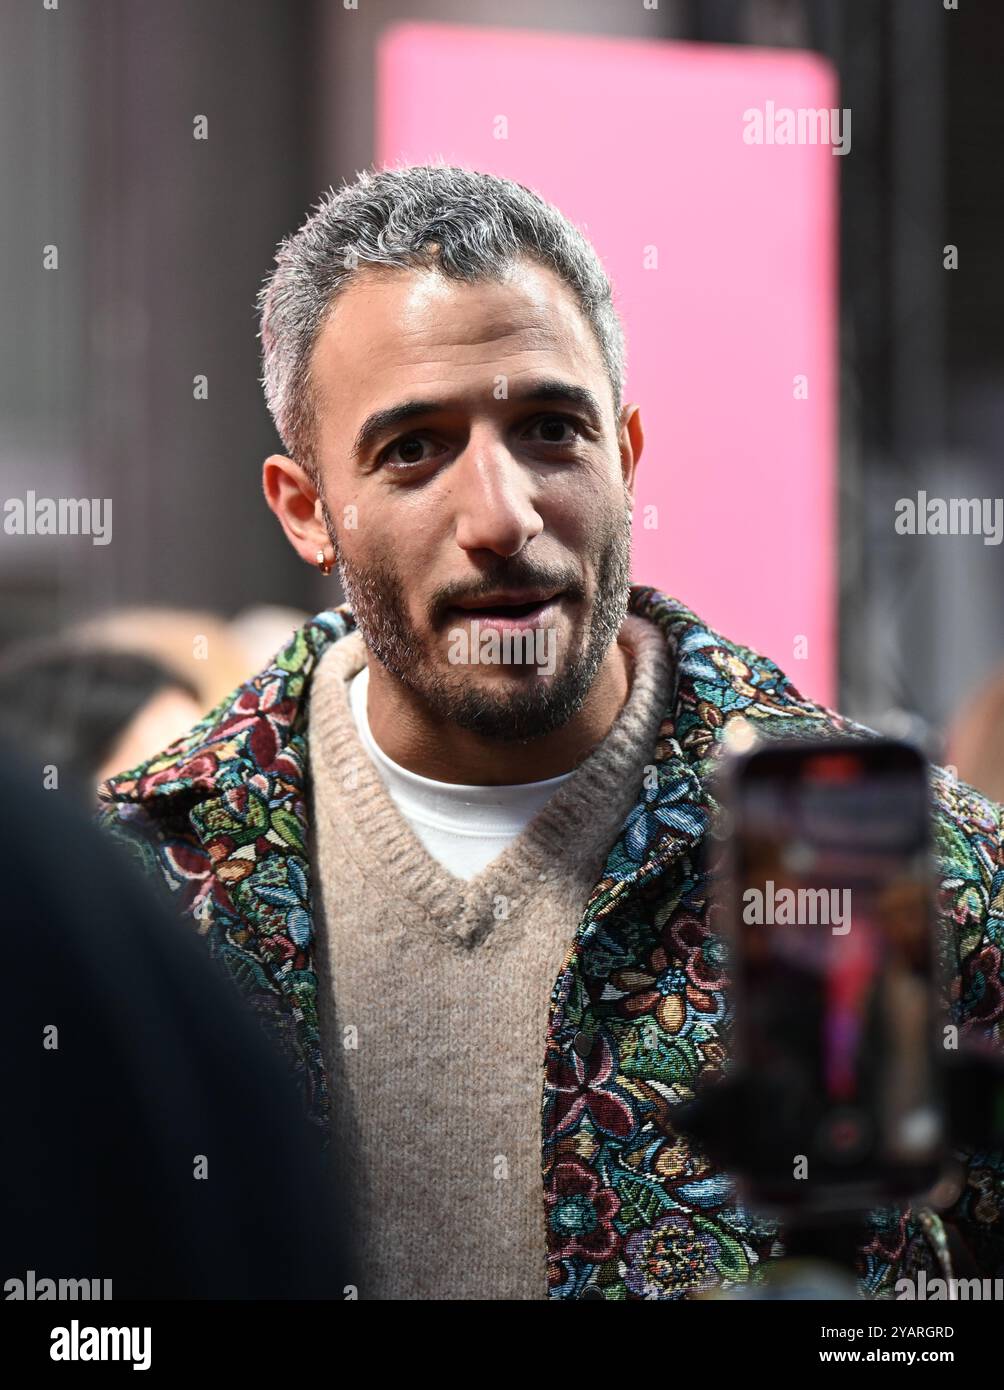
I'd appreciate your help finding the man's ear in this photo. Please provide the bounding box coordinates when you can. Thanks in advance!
[618,403,644,500]
[262,454,333,566]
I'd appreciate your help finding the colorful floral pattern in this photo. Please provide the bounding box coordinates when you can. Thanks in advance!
[97,586,1004,1300]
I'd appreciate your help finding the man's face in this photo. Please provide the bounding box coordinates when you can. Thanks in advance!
[308,258,637,741]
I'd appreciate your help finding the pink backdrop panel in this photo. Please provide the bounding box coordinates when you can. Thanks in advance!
[375,22,838,704]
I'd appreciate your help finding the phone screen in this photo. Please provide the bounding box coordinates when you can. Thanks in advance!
[720,739,947,1212]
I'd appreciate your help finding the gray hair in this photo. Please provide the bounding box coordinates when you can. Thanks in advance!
[256,161,627,479]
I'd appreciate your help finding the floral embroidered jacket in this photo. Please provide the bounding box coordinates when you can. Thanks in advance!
[97,586,1004,1300]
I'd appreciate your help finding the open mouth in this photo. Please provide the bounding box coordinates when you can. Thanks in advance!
[447,593,563,628]
[460,599,548,619]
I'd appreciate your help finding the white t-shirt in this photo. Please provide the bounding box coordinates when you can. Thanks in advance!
[347,663,571,880]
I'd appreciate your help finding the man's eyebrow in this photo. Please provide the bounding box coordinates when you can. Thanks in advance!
[350,377,606,462]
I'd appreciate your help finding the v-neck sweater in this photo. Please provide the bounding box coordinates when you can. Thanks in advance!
[306,614,671,1300]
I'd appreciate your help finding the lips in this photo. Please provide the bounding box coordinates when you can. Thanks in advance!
[452,590,561,614]
[447,592,563,631]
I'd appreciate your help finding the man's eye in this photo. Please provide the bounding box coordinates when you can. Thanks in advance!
[382,435,445,469]
[523,414,585,445]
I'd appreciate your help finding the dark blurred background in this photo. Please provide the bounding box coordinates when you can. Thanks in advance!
[2,0,1002,789]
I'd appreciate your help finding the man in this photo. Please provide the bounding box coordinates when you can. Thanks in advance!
[98,163,1004,1301]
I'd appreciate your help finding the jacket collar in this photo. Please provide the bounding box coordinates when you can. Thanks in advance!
[101,606,354,805]
[100,586,844,904]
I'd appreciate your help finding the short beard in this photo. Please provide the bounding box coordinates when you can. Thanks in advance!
[322,498,632,743]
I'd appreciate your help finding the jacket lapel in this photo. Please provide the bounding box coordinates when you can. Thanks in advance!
[540,588,876,1297]
[100,606,357,1125]
[571,585,859,933]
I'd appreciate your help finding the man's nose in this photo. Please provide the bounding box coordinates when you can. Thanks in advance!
[452,442,544,558]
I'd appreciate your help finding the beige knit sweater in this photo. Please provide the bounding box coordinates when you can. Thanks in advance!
[307,614,671,1300]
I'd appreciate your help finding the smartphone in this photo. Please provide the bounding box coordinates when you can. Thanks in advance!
[716,737,948,1214]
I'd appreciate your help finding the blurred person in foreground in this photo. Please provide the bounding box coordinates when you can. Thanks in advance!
[2,743,354,1298]
[97,164,1004,1300]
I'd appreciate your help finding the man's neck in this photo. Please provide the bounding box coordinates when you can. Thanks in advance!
[363,637,633,785]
